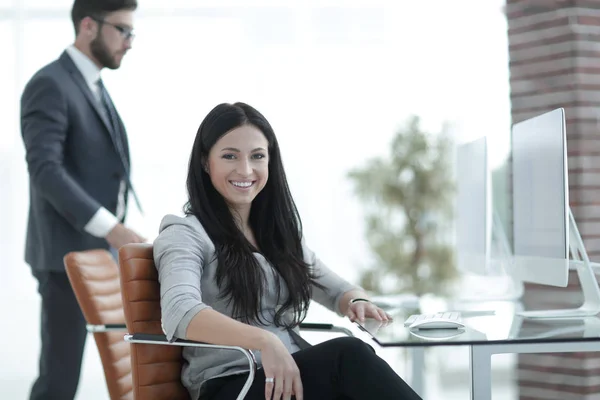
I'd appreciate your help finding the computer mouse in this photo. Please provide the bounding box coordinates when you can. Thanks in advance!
[409,318,465,330]
[409,329,466,341]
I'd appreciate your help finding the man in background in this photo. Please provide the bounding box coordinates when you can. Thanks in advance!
[20,1,144,398]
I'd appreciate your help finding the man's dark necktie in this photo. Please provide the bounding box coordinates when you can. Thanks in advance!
[96,78,143,214]
[97,78,129,169]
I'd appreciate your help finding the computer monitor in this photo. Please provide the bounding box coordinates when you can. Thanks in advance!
[512,108,569,287]
[511,108,600,318]
[456,137,491,275]
[455,137,521,300]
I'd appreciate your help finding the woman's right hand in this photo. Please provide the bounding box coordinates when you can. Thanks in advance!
[259,333,303,400]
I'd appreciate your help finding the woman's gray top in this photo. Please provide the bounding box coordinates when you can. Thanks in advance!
[153,214,358,399]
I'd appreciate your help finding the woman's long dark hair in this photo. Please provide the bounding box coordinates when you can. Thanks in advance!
[185,102,321,328]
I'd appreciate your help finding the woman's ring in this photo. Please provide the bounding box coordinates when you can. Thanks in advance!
[265,377,275,383]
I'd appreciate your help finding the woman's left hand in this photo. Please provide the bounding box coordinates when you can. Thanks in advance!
[345,300,392,323]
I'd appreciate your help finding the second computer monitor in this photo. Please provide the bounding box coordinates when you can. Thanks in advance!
[456,136,491,275]
[511,108,570,287]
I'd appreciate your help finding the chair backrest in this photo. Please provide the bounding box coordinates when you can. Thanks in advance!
[118,243,190,400]
[64,249,133,400]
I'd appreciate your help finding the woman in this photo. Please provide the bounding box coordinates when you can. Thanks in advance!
[153,102,421,400]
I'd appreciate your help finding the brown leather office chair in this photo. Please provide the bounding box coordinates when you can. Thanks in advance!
[118,243,257,400]
[64,249,132,400]
[118,243,355,400]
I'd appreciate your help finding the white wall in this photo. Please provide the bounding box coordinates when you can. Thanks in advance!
[0,1,511,399]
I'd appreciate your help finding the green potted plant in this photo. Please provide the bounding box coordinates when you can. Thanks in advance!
[348,115,458,301]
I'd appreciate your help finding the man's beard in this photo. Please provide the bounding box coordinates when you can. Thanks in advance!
[90,34,121,70]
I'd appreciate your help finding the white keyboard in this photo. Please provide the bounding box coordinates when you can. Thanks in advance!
[404,312,464,330]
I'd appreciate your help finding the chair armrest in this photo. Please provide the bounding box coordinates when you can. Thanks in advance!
[299,322,354,337]
[124,333,256,400]
[86,323,127,333]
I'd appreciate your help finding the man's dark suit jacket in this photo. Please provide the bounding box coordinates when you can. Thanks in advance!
[21,51,131,272]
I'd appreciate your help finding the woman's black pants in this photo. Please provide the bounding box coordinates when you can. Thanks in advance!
[206,336,422,400]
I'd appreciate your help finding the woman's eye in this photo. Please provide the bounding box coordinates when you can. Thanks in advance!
[252,153,266,160]
[222,154,236,160]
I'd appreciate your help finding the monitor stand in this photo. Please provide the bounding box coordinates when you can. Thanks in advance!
[517,208,600,318]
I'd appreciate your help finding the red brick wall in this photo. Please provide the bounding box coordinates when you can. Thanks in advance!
[507,0,600,398]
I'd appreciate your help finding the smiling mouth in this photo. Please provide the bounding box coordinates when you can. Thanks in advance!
[230,181,255,189]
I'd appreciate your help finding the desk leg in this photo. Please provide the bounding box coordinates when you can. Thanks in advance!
[470,346,492,400]
[410,347,425,398]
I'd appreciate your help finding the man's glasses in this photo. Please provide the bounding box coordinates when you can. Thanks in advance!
[91,16,135,41]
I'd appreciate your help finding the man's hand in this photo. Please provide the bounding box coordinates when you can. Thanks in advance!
[105,223,146,250]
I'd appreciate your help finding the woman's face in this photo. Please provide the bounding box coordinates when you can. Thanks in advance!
[206,124,269,211]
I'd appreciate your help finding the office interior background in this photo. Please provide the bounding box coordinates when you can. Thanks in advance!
[0,0,552,398]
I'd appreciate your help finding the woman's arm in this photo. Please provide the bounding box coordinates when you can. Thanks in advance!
[185,308,274,350]
[153,215,278,350]
[187,309,305,400]
[337,289,389,322]
[302,241,390,322]
[302,241,362,315]
[337,289,371,316]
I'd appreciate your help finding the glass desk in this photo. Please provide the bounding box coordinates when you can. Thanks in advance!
[355,306,600,400]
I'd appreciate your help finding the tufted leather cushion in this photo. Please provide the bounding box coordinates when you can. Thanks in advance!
[119,243,190,400]
[64,250,133,400]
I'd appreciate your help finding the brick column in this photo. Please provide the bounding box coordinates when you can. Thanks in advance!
[507,0,600,398]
